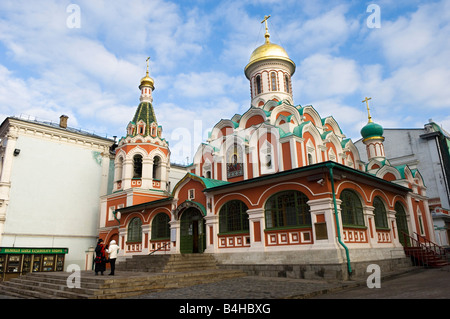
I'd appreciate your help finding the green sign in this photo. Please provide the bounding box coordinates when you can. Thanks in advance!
[0,247,69,255]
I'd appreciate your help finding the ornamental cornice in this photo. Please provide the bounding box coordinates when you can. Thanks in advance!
[6,117,114,152]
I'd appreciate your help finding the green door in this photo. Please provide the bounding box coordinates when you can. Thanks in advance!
[180,208,206,253]
[395,203,410,247]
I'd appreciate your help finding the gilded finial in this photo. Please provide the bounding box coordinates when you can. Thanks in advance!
[362,97,373,123]
[139,56,155,90]
[146,56,150,75]
[261,15,271,43]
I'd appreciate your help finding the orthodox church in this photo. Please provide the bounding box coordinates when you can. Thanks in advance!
[98,18,434,279]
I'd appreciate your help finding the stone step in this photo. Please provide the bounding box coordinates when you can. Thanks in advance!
[115,253,218,273]
[0,268,247,299]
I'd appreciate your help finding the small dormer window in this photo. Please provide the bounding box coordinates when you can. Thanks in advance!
[128,124,135,136]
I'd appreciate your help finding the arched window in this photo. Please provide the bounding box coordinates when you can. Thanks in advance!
[271,72,277,91]
[133,154,143,178]
[265,190,311,229]
[153,156,161,180]
[340,189,364,226]
[151,213,170,240]
[373,196,388,229]
[127,217,142,242]
[284,75,290,93]
[219,200,249,233]
[256,75,262,94]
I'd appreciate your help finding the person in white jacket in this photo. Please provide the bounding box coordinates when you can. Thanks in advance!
[106,240,120,276]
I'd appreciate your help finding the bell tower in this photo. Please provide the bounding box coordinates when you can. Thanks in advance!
[112,58,171,202]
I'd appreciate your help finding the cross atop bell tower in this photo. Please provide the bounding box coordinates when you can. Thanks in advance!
[139,57,155,103]
[362,97,373,123]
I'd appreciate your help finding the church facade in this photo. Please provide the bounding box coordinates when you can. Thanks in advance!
[98,19,434,279]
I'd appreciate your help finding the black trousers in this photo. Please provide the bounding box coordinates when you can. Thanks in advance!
[109,258,116,275]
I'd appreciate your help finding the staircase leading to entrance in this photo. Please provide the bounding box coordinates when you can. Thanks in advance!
[402,232,449,268]
[0,254,246,299]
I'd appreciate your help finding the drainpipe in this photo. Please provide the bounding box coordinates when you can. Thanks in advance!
[326,162,352,276]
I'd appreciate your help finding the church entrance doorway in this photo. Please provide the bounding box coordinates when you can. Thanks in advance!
[395,203,410,247]
[180,207,206,253]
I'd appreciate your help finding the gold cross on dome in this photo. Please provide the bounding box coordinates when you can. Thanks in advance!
[362,97,373,123]
[261,15,271,43]
[261,15,271,29]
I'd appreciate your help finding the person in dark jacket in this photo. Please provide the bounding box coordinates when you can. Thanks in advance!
[94,239,106,275]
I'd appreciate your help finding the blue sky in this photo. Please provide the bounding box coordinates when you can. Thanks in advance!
[0,0,449,164]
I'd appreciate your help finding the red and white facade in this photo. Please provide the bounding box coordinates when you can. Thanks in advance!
[97,27,434,279]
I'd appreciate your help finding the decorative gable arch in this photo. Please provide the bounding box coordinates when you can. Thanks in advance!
[239,107,268,130]
[300,105,322,127]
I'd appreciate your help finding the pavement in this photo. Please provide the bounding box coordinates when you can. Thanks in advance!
[313,265,450,299]
[128,265,450,299]
[1,265,449,300]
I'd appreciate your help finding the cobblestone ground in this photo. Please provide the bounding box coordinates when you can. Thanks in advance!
[128,276,359,299]
[130,266,450,299]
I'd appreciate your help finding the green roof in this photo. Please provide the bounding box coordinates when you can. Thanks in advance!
[171,172,231,195]
[131,101,157,135]
[190,174,231,189]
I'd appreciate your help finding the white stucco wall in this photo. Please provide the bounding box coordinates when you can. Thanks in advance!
[1,134,108,269]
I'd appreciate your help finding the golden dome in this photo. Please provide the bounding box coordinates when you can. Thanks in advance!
[244,30,295,77]
[139,57,155,90]
[139,72,154,90]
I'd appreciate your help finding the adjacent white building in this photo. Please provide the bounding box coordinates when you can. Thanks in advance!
[0,115,115,270]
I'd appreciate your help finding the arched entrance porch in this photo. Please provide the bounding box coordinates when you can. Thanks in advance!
[175,201,206,254]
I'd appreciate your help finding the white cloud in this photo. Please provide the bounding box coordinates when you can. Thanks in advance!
[364,0,450,110]
[283,4,359,55]
[295,54,361,101]
[173,72,246,99]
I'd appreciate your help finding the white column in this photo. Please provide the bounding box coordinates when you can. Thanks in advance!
[142,224,151,254]
[364,205,377,246]
[307,198,340,249]
[160,161,169,191]
[204,215,218,253]
[118,228,127,256]
[247,208,265,250]
[169,220,180,254]
[122,158,133,189]
[141,158,153,189]
[388,209,402,248]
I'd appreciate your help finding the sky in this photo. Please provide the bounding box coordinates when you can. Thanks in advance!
[0,0,449,164]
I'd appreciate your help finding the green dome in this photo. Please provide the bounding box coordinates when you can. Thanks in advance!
[361,121,384,140]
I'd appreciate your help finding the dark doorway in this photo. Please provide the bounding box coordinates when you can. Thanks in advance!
[180,208,205,253]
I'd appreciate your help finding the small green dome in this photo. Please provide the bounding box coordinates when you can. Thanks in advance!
[361,121,384,140]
